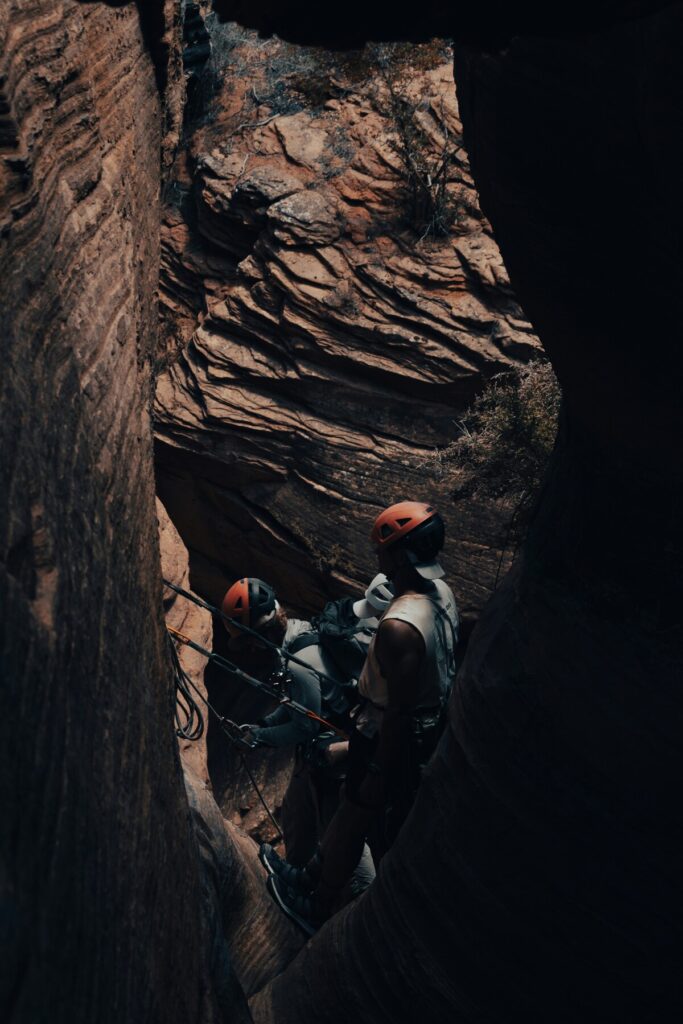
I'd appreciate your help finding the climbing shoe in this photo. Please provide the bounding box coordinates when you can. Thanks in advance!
[266,875,328,937]
[259,843,321,892]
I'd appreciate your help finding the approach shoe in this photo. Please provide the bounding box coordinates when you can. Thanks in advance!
[259,842,320,892]
[266,874,327,937]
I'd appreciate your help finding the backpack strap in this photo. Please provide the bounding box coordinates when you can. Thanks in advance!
[285,630,320,657]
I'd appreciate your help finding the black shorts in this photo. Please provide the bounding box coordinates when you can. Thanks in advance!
[344,726,379,804]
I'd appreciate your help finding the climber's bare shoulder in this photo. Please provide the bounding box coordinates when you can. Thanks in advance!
[375,618,425,709]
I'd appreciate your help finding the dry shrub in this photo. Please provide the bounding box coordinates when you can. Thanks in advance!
[284,40,461,238]
[380,82,460,238]
[436,360,561,540]
[286,40,449,105]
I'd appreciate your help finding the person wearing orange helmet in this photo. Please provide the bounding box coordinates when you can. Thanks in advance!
[220,576,321,749]
[264,500,459,934]
[219,576,377,893]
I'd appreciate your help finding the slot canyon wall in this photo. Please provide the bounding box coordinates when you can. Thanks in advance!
[0,3,242,1021]
[159,500,307,1000]
[154,19,540,620]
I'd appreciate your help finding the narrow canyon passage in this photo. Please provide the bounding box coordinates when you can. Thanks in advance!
[2,3,682,1023]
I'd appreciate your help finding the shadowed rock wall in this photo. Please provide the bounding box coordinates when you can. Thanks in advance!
[0,4,230,1021]
[198,4,683,1023]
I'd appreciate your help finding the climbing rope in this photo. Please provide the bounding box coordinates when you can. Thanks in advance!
[162,578,352,692]
[169,633,205,742]
[167,630,284,840]
[167,623,348,739]
[166,577,355,835]
[235,749,283,842]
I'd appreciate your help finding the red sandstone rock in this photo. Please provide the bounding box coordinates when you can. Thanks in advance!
[0,3,226,1022]
[158,497,213,784]
[155,30,540,618]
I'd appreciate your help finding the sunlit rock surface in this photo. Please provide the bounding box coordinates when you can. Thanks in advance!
[0,3,224,1021]
[154,26,540,616]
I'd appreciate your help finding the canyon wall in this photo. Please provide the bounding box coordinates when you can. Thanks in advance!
[159,502,306,995]
[3,2,681,1022]
[154,24,540,620]
[0,4,231,1021]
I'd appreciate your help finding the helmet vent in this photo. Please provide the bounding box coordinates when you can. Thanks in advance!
[379,524,393,539]
[396,517,411,527]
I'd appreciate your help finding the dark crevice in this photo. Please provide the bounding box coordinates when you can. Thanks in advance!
[75,1,170,99]
[135,0,169,99]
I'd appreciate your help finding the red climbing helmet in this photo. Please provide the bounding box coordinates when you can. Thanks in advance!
[371,501,437,548]
[371,501,446,580]
[221,578,277,636]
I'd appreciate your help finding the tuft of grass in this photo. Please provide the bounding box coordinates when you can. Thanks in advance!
[433,360,561,541]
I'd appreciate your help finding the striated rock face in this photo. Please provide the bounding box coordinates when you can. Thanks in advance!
[154,27,540,618]
[184,767,302,1012]
[158,497,213,783]
[0,4,231,1022]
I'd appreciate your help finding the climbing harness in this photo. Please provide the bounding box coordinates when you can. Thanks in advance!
[167,630,284,840]
[166,588,350,845]
[163,578,351,693]
[167,623,348,740]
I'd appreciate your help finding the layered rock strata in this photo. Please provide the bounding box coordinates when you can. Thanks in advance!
[154,26,540,618]
[0,4,235,1021]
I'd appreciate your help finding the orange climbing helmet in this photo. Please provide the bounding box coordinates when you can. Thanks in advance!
[371,501,446,579]
[371,501,437,548]
[221,577,277,636]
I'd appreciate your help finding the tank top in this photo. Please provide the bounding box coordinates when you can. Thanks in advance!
[358,579,459,711]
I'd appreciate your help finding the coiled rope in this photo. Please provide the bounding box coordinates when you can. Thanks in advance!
[167,630,283,840]
[169,632,205,742]
[167,623,347,738]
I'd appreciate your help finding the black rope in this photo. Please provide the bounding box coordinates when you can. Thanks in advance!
[167,623,348,738]
[236,749,283,842]
[169,634,205,742]
[167,631,284,841]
